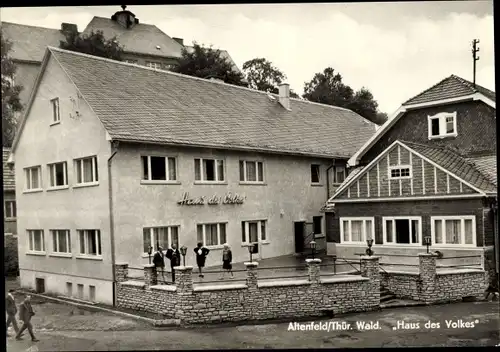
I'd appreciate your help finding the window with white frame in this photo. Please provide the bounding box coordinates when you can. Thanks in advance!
[141,156,177,181]
[383,217,421,245]
[51,230,71,254]
[431,216,475,246]
[197,223,227,246]
[51,98,60,123]
[25,166,42,190]
[340,218,374,243]
[241,220,267,244]
[239,160,264,182]
[389,165,411,179]
[146,61,162,69]
[28,230,45,252]
[142,226,179,253]
[48,162,68,188]
[194,158,225,182]
[311,164,321,184]
[428,112,457,139]
[75,156,98,184]
[78,230,102,256]
[333,165,346,184]
[4,200,16,219]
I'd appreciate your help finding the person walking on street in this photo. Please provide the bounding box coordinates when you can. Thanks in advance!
[15,295,39,342]
[194,242,210,278]
[165,243,181,283]
[220,243,234,280]
[6,289,19,337]
[153,247,166,283]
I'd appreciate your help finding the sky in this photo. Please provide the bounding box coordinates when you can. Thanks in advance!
[0,2,495,114]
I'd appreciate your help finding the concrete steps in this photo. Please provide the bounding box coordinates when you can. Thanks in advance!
[380,288,396,303]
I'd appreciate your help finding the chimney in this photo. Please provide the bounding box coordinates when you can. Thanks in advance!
[60,23,78,35]
[278,83,290,110]
[173,37,184,46]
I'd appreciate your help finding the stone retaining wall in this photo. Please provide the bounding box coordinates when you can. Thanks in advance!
[114,257,380,325]
[380,253,487,303]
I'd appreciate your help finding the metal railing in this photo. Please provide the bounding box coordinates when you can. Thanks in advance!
[436,255,482,269]
[127,266,145,280]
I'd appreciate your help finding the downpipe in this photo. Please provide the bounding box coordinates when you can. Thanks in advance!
[108,141,119,307]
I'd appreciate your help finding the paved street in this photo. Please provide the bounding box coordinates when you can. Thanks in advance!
[6,300,499,350]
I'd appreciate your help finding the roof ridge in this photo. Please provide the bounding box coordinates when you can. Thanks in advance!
[451,74,496,96]
[1,21,61,32]
[48,46,366,117]
[402,75,454,105]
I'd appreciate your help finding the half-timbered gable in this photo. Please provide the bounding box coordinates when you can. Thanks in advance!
[330,140,488,202]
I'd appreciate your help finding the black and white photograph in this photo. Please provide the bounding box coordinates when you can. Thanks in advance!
[2,1,498,350]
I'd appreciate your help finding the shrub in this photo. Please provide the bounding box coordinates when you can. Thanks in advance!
[4,235,19,276]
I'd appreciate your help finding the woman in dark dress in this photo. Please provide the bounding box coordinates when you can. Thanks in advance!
[220,243,233,280]
[194,242,210,278]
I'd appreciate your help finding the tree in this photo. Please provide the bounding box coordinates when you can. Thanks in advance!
[243,58,286,94]
[172,42,247,87]
[303,67,386,124]
[1,31,23,147]
[60,30,124,61]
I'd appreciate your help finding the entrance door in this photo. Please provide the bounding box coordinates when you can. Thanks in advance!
[246,221,264,260]
[294,221,305,253]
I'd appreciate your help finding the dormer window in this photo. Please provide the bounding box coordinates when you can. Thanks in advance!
[51,98,60,124]
[428,112,457,139]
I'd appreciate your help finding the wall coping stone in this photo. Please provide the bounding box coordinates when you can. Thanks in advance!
[193,283,248,292]
[360,256,380,260]
[305,258,322,264]
[115,262,129,266]
[419,253,437,257]
[174,266,193,271]
[144,264,155,268]
[257,279,310,288]
[244,262,259,267]
[437,269,485,275]
[150,285,177,292]
[320,276,370,284]
[121,280,146,288]
[381,270,420,276]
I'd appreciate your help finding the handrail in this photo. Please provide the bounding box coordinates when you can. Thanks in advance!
[354,252,420,257]
[436,255,482,260]
[378,263,388,275]
[258,275,309,280]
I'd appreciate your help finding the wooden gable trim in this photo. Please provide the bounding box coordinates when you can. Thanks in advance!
[329,140,486,202]
[332,194,485,203]
[398,143,486,195]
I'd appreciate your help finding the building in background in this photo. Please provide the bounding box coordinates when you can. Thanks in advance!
[1,5,241,108]
[8,47,375,304]
[3,147,17,235]
[325,74,497,277]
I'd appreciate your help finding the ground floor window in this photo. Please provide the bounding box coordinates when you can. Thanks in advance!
[51,229,71,253]
[143,226,179,253]
[430,216,475,246]
[28,229,45,252]
[241,220,267,244]
[78,230,102,256]
[383,217,421,245]
[340,217,374,244]
[4,200,16,219]
[197,223,227,246]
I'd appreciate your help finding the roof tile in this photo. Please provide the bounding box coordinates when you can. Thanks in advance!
[403,74,495,106]
[49,47,376,158]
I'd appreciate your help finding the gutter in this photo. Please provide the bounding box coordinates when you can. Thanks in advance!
[107,141,119,307]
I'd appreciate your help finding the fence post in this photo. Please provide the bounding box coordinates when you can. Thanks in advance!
[144,264,158,286]
[175,265,194,295]
[245,262,259,290]
[306,258,322,284]
[114,263,129,283]
[419,253,437,303]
